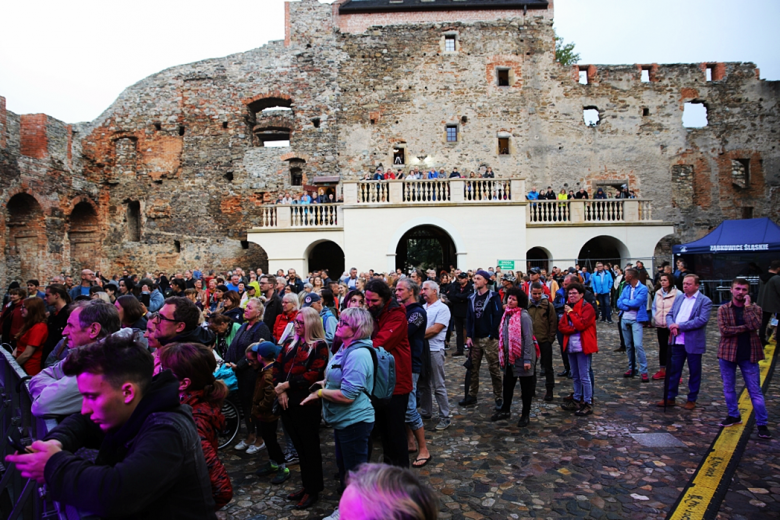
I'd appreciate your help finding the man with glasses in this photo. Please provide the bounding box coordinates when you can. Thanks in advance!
[260,275,283,332]
[151,297,214,348]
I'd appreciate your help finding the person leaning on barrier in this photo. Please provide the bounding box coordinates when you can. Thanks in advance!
[29,300,121,418]
[6,331,217,519]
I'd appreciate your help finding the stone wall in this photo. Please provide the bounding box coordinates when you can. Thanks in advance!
[1,0,778,286]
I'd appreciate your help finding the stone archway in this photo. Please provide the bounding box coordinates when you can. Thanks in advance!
[395,225,456,274]
[526,246,551,272]
[69,201,100,274]
[5,193,46,282]
[577,235,629,270]
[307,241,345,280]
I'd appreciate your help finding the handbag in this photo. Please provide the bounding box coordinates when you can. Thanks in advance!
[273,339,301,415]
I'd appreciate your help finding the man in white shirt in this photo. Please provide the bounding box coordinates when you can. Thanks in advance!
[418,280,452,431]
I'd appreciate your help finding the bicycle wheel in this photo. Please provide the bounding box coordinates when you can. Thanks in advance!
[218,398,241,450]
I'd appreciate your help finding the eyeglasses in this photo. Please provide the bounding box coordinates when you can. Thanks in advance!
[151,312,179,324]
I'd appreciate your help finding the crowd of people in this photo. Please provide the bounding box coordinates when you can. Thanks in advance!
[1,256,778,519]
[361,165,499,181]
[526,184,638,200]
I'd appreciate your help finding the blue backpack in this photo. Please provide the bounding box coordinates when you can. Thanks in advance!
[344,344,396,406]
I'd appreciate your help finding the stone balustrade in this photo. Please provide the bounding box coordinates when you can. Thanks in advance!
[344,178,524,205]
[526,199,656,224]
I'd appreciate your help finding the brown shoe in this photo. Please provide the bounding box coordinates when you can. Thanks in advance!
[683,401,696,410]
[614,346,626,352]
[655,399,676,407]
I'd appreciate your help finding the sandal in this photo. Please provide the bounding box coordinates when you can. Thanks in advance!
[412,456,432,468]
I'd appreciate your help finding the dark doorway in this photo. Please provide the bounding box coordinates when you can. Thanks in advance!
[309,241,345,280]
[577,236,626,270]
[393,147,405,166]
[395,225,456,273]
[526,247,549,272]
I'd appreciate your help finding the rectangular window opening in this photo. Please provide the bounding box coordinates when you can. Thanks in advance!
[498,137,510,155]
[641,69,650,83]
[741,207,754,219]
[583,107,600,127]
[497,69,510,87]
[446,125,458,143]
[682,102,708,128]
[393,147,406,165]
[706,66,713,82]
[642,107,650,117]
[444,35,456,52]
[264,140,290,148]
[290,168,303,186]
[732,159,750,188]
[578,69,588,85]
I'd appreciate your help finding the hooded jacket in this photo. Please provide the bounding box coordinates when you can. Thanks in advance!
[43,371,217,519]
[558,298,598,355]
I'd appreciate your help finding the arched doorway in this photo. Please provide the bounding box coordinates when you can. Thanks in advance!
[70,202,99,273]
[395,225,456,274]
[236,241,269,274]
[526,247,550,272]
[308,241,345,280]
[6,193,46,282]
[577,236,628,270]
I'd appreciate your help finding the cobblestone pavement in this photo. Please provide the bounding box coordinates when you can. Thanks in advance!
[216,314,779,520]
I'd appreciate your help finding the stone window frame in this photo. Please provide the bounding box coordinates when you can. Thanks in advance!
[441,32,459,53]
[497,132,511,155]
[445,124,458,143]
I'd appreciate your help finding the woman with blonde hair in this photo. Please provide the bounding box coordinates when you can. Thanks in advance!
[159,342,234,510]
[337,463,438,520]
[273,307,330,510]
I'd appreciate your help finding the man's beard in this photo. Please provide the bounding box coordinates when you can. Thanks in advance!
[368,305,382,318]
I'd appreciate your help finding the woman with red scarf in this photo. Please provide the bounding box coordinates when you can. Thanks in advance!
[493,287,536,427]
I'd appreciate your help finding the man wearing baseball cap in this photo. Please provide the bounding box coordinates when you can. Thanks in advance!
[460,270,504,409]
[302,293,337,348]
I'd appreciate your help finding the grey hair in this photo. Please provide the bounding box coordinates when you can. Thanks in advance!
[282,292,300,310]
[73,300,121,339]
[422,280,440,296]
[339,307,374,340]
[397,278,420,298]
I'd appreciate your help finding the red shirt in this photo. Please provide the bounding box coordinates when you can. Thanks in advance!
[16,322,48,376]
[371,301,412,395]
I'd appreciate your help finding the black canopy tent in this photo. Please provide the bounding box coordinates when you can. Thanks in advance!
[673,217,780,282]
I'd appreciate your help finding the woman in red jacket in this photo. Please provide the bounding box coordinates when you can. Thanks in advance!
[558,283,598,416]
[13,297,48,376]
[159,342,234,510]
[273,292,300,343]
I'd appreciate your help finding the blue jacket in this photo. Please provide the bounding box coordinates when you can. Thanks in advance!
[320,307,338,348]
[147,288,165,313]
[466,290,503,340]
[665,292,713,354]
[591,270,613,295]
[617,282,649,322]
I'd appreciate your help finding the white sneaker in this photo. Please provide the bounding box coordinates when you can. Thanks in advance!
[323,507,340,520]
[245,442,266,455]
[234,440,249,451]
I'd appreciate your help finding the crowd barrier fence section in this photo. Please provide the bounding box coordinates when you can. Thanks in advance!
[0,349,64,519]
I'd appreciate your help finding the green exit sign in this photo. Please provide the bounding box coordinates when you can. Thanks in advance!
[497,260,515,270]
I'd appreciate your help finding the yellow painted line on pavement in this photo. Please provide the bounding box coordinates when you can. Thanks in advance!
[667,341,776,520]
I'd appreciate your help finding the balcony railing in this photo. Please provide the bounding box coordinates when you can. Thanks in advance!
[526,199,656,224]
[253,204,342,229]
[349,178,522,205]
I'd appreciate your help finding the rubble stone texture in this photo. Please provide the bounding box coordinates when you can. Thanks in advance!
[1,0,778,286]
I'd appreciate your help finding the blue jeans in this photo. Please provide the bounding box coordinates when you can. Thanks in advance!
[596,293,611,322]
[405,372,424,430]
[719,358,768,426]
[621,318,647,375]
[666,344,702,402]
[568,352,592,404]
[334,421,374,488]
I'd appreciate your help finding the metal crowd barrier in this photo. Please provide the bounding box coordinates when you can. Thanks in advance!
[699,277,760,306]
[0,347,63,519]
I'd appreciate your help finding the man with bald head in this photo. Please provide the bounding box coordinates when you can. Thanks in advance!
[68,269,95,300]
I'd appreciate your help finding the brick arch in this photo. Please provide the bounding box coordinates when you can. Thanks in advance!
[243,92,294,113]
[4,192,46,283]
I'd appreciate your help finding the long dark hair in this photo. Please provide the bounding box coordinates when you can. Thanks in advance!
[159,342,228,407]
[16,297,47,339]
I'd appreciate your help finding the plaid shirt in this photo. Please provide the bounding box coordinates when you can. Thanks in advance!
[717,301,764,363]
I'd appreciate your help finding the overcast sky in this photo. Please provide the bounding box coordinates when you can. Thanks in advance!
[1,0,778,123]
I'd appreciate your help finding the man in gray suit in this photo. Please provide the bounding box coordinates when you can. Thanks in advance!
[657,274,713,410]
